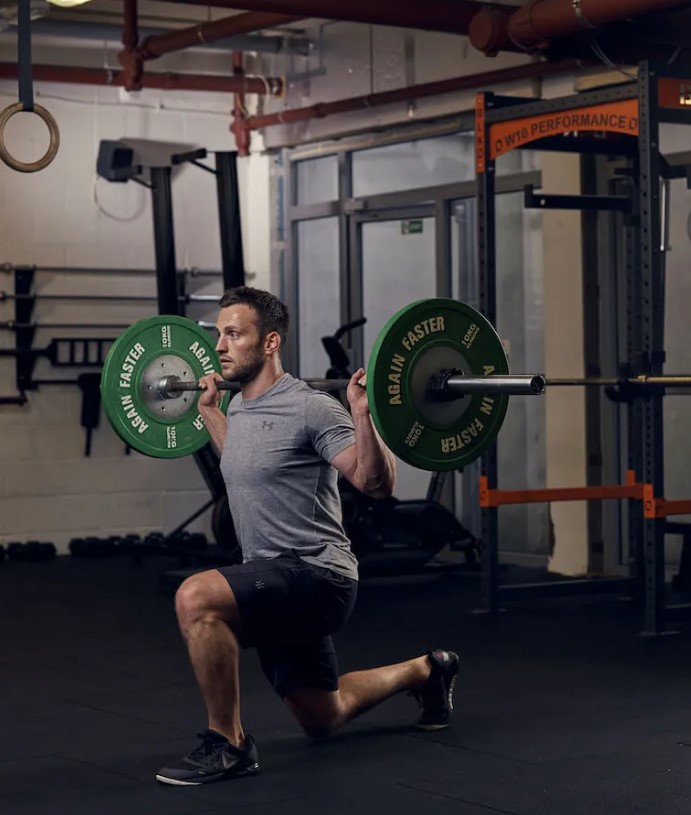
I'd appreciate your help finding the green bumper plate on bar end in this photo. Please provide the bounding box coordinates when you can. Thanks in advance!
[101,315,230,458]
[366,299,509,471]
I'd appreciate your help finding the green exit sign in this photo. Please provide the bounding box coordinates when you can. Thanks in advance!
[401,219,424,235]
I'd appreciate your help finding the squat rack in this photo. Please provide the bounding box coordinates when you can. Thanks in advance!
[475,61,691,636]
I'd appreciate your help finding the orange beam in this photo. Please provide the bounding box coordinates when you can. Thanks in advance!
[643,485,691,519]
[479,471,643,508]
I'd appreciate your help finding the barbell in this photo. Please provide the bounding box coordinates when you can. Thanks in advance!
[98,297,691,471]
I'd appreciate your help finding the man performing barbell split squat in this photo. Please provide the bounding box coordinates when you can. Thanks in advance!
[156,286,459,786]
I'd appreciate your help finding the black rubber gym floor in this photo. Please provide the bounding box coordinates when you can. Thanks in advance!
[4,556,691,815]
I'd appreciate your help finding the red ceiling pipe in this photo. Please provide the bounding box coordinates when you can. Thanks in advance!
[471,0,691,54]
[0,63,282,94]
[138,12,303,60]
[118,0,143,91]
[146,0,519,36]
[230,52,252,156]
[245,58,583,130]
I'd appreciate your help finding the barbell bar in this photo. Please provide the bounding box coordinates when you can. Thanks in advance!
[549,376,691,387]
[98,298,691,471]
[162,373,547,397]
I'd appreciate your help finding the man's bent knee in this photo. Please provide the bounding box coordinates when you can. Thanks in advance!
[302,722,334,740]
[284,689,344,739]
[175,570,239,630]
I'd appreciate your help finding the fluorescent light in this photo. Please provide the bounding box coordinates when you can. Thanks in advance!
[46,0,94,7]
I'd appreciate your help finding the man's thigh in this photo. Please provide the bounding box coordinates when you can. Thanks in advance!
[256,637,340,698]
[217,552,356,647]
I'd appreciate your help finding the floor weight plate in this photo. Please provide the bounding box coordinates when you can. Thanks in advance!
[100,315,230,458]
[366,299,509,471]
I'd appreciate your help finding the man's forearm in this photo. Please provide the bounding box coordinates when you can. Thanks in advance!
[352,413,396,498]
[199,406,227,456]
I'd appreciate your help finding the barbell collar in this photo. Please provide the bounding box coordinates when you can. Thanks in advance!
[446,373,546,396]
[429,371,546,398]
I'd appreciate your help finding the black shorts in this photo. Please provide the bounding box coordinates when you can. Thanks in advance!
[217,551,357,697]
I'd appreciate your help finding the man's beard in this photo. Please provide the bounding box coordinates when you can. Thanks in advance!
[226,346,265,384]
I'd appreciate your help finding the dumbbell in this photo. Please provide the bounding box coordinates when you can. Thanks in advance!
[7,541,57,562]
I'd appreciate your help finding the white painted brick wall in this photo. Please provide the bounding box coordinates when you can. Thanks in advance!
[261,23,540,149]
[0,80,270,554]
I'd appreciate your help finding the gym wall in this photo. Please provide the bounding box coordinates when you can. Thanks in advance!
[0,80,271,554]
[258,24,537,149]
[0,16,556,560]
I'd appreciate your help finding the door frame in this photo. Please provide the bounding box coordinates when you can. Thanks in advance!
[347,204,436,369]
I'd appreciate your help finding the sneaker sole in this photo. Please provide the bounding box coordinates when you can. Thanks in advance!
[414,672,458,731]
[414,721,451,731]
[447,675,457,710]
[156,763,260,786]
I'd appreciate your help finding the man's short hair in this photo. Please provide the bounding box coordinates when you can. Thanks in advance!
[218,286,289,344]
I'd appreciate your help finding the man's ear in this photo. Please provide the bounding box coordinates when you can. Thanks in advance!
[264,331,282,355]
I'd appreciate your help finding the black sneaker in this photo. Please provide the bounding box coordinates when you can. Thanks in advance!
[412,649,459,731]
[156,730,259,786]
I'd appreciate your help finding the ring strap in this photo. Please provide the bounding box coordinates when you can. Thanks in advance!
[18,0,34,112]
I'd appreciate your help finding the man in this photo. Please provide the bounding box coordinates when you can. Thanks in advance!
[156,287,459,786]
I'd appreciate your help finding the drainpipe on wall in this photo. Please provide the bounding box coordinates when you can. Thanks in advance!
[229,52,252,157]
[118,7,290,94]
[244,59,586,132]
[118,0,143,91]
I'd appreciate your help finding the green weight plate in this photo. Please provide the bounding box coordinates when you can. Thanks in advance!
[366,299,509,471]
[100,315,229,458]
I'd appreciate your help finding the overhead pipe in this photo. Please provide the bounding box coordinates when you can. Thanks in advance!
[147,0,519,36]
[0,63,283,94]
[137,11,304,60]
[470,0,691,55]
[243,58,584,131]
[23,20,312,56]
[230,52,251,156]
[119,0,142,91]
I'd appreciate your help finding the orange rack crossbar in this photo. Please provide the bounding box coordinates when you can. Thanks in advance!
[479,471,643,508]
[643,485,691,519]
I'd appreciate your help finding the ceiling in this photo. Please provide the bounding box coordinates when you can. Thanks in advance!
[15,0,691,65]
[3,0,691,82]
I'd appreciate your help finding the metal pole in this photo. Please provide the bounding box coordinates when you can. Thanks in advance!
[638,62,666,636]
[477,93,500,614]
[215,152,246,290]
[149,166,180,316]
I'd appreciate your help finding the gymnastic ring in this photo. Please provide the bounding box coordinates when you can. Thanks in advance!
[0,102,60,173]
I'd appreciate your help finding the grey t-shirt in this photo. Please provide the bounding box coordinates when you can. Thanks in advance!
[220,373,359,580]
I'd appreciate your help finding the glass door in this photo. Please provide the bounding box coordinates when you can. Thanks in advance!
[352,209,438,500]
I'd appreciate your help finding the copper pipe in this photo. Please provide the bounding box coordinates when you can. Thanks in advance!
[119,0,142,91]
[246,59,583,130]
[146,0,518,35]
[122,0,138,51]
[230,52,251,156]
[0,63,283,94]
[138,11,302,60]
[507,0,691,51]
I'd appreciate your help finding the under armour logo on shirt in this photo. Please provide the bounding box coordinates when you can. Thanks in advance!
[261,421,274,431]
[255,579,266,590]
